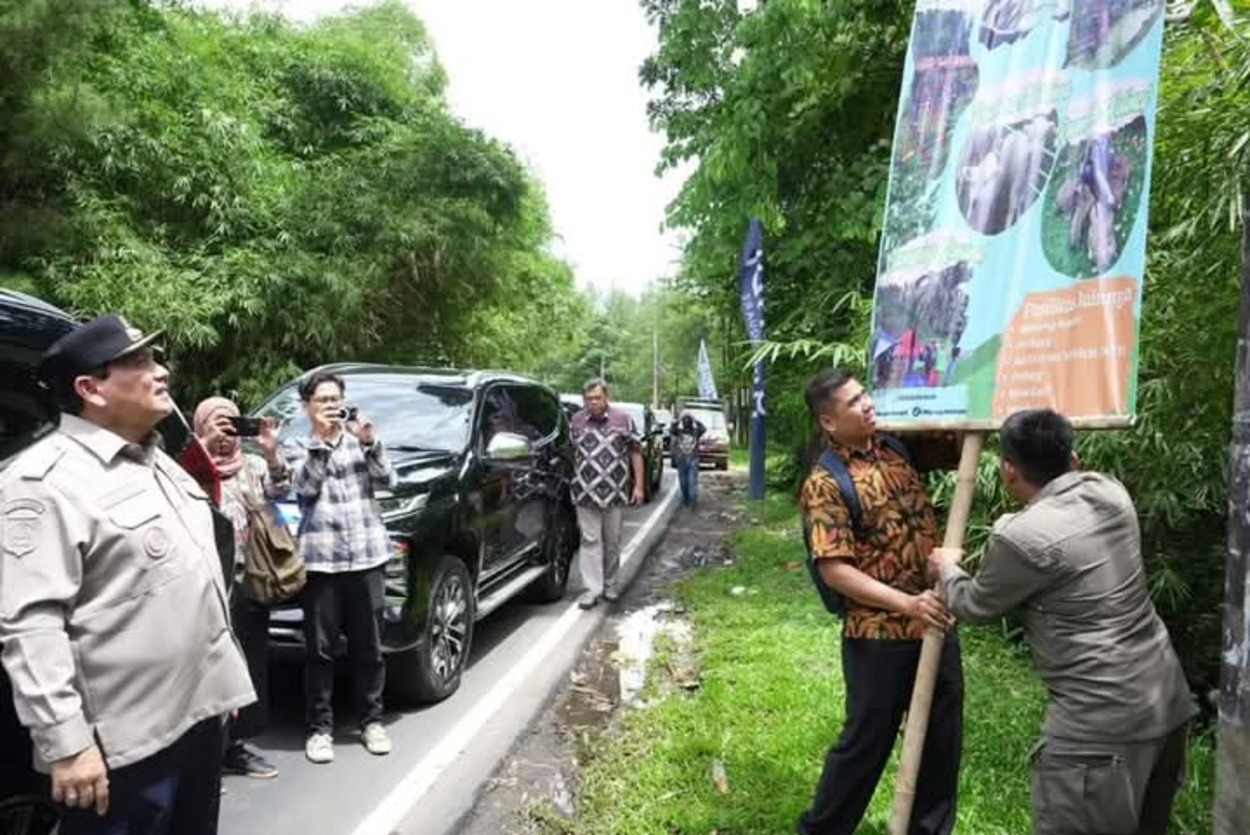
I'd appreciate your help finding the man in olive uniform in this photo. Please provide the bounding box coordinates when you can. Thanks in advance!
[0,315,255,835]
[931,409,1195,835]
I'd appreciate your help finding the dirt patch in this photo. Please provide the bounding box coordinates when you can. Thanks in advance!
[454,471,745,835]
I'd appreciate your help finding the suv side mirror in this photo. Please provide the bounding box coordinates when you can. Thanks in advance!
[485,431,533,462]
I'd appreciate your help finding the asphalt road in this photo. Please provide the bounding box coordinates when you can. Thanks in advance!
[219,472,679,835]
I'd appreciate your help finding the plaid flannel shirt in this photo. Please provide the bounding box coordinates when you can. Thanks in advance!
[286,432,393,573]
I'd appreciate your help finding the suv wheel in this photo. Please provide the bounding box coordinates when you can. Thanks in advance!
[524,505,577,603]
[386,555,474,704]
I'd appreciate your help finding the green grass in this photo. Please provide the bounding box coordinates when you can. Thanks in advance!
[565,493,1216,834]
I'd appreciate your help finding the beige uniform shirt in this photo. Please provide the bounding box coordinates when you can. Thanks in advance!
[0,414,255,770]
[941,471,1195,742]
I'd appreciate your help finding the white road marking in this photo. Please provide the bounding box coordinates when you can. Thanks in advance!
[347,484,680,835]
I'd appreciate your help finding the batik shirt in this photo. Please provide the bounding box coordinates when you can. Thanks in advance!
[570,408,638,509]
[799,437,939,640]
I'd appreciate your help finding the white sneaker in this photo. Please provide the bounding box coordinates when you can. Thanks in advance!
[305,732,334,764]
[362,722,392,756]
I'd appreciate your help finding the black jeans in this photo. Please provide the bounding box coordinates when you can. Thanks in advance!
[228,589,270,743]
[59,718,224,835]
[798,636,964,835]
[302,567,386,735]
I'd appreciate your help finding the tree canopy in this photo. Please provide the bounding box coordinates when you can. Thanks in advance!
[0,0,588,404]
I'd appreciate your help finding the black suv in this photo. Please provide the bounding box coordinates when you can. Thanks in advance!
[255,366,579,703]
[0,290,74,834]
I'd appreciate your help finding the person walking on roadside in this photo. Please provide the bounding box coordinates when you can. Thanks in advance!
[192,397,291,780]
[570,379,644,610]
[0,314,255,835]
[796,369,962,835]
[289,371,394,765]
[930,409,1196,835]
[668,412,706,508]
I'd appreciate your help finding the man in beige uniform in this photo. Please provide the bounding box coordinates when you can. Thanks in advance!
[0,314,254,835]
[930,409,1195,835]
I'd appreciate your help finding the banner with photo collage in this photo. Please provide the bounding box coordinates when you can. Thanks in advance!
[869,0,1166,427]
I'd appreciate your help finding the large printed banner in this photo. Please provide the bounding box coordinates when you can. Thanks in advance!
[869,0,1166,427]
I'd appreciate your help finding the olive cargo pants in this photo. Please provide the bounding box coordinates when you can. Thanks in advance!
[1030,721,1190,835]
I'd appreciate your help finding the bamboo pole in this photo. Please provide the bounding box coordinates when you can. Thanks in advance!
[889,431,985,835]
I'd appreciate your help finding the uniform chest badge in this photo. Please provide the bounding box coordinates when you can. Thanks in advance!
[142,526,172,559]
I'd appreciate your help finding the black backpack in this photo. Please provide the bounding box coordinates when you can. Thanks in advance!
[802,436,911,617]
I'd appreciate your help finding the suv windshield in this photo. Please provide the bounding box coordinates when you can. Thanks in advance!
[257,374,475,453]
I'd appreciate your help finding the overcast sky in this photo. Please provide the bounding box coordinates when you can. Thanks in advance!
[201,0,687,296]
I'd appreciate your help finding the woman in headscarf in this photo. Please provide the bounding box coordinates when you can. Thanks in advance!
[193,397,291,781]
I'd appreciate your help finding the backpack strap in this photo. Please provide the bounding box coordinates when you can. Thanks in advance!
[878,433,912,464]
[802,448,864,619]
[816,448,863,535]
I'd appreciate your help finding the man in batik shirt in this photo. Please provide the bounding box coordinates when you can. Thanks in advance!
[569,379,644,609]
[795,369,962,835]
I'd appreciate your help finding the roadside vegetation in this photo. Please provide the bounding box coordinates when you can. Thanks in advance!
[563,493,1217,835]
[641,0,1250,719]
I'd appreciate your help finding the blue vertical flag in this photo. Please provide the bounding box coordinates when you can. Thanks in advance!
[739,218,766,500]
[696,338,719,401]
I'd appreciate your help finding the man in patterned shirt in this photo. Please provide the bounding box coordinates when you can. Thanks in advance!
[287,371,394,765]
[796,369,962,835]
[570,378,644,609]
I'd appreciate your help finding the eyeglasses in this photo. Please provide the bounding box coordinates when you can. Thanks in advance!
[310,395,344,405]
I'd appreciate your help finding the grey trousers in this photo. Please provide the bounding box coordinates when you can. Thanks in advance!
[576,503,624,597]
[1030,721,1190,835]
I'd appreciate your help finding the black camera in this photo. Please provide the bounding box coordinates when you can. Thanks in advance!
[329,406,359,423]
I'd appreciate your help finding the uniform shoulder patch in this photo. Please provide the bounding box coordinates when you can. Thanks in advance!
[2,498,46,558]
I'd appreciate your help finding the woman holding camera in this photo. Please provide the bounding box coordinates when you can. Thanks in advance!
[192,397,292,780]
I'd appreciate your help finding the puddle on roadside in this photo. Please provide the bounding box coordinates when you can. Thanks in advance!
[557,600,696,736]
[615,601,693,705]
[559,638,621,732]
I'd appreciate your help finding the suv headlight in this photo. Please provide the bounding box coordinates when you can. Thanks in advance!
[376,492,429,518]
